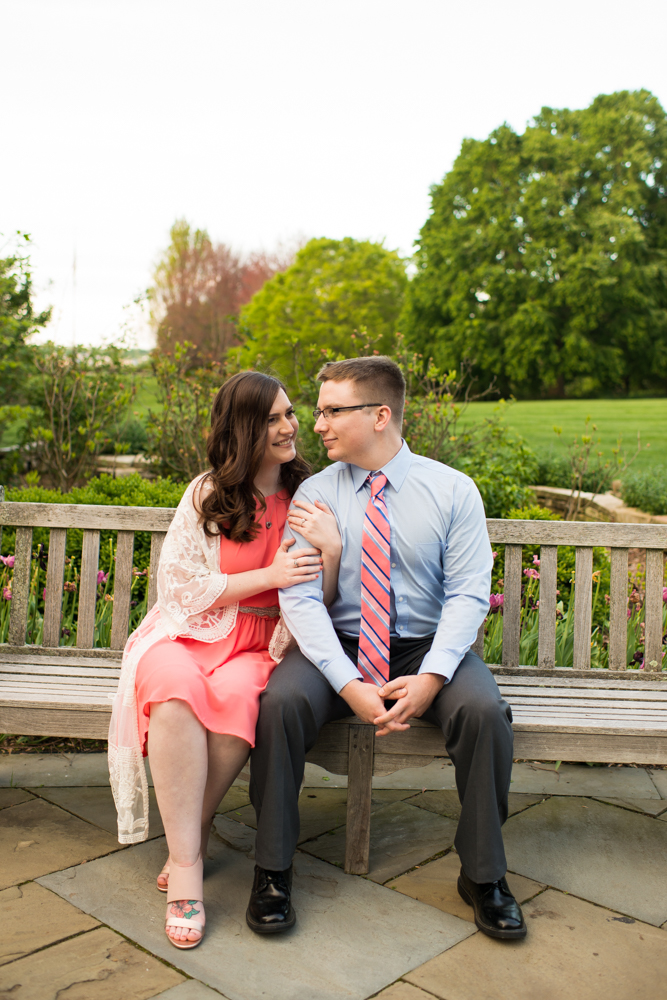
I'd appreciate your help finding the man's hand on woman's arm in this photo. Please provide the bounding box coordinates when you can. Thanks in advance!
[287,498,342,606]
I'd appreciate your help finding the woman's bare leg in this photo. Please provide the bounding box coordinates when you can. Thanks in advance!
[149,699,208,944]
[200,732,250,855]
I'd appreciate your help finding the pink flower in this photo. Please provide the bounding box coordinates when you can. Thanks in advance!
[523,568,540,580]
[97,571,109,585]
[492,551,498,561]
[663,587,667,603]
[2,587,11,601]
[43,588,47,600]
[532,555,540,566]
[1,555,15,568]
[489,593,504,609]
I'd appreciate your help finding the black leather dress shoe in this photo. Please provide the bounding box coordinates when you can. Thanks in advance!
[457,868,527,940]
[246,864,296,934]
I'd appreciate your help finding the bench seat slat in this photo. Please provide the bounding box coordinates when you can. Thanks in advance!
[0,663,121,678]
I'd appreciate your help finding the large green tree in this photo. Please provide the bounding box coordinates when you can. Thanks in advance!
[236,237,408,389]
[0,235,51,404]
[403,90,667,397]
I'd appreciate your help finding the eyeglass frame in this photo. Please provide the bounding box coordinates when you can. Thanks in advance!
[311,403,385,421]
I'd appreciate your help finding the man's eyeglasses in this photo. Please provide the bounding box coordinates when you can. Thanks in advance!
[312,403,384,421]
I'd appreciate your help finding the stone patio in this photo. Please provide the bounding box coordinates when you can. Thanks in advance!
[1,755,667,999]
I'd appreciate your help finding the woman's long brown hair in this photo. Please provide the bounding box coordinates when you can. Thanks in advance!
[197,371,311,542]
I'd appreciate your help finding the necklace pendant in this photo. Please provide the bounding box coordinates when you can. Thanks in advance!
[266,522,272,529]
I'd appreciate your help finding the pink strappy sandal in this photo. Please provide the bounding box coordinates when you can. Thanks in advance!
[165,855,205,950]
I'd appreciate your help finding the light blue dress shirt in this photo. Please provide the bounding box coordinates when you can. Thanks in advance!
[279,441,492,693]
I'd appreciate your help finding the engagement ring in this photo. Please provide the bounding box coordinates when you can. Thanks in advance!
[293,559,299,568]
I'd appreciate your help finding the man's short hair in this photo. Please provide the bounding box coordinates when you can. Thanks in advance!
[316,356,406,427]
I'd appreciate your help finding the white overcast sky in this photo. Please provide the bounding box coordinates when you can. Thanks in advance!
[3,0,667,349]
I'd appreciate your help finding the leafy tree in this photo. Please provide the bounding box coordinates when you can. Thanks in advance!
[0,234,51,482]
[0,234,51,403]
[150,220,292,360]
[235,237,408,387]
[404,90,667,398]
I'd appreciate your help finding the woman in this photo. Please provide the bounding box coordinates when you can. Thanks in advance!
[108,371,341,951]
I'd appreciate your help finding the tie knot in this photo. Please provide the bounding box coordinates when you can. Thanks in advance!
[368,472,387,499]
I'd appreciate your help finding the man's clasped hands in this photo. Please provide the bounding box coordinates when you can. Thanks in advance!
[340,672,444,737]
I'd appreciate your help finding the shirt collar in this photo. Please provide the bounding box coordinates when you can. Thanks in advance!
[350,440,412,494]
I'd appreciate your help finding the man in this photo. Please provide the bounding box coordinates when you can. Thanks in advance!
[246,356,525,940]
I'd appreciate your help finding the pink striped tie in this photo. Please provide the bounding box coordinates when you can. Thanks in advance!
[358,472,391,686]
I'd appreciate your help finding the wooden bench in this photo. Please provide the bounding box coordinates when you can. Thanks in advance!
[1,500,666,875]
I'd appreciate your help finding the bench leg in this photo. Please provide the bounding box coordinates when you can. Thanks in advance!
[344,723,374,874]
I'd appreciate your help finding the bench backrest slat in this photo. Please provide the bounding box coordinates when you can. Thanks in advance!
[501,545,522,668]
[148,532,166,609]
[8,527,33,645]
[487,519,667,547]
[645,549,665,671]
[609,548,629,671]
[0,501,664,673]
[537,545,558,669]
[43,528,67,646]
[110,530,135,650]
[77,529,101,648]
[573,547,594,669]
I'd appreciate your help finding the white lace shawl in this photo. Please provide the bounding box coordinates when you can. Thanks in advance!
[108,474,293,844]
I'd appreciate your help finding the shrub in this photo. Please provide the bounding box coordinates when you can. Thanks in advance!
[22,343,135,490]
[621,466,667,516]
[535,453,612,493]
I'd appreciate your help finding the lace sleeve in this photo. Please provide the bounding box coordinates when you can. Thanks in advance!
[157,475,238,642]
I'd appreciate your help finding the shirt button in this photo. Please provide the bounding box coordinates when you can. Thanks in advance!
[399,625,404,630]
[391,562,396,568]
[398,596,403,602]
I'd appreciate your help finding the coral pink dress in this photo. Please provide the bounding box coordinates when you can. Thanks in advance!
[134,491,290,754]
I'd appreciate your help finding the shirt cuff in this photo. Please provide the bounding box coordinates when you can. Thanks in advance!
[322,654,363,694]
[418,648,464,684]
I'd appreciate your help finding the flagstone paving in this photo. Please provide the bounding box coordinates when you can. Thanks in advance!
[38,835,474,1000]
[1,757,667,999]
[0,925,185,999]
[503,795,667,925]
[303,800,458,882]
[0,881,99,966]
[388,851,545,922]
[33,785,166,838]
[403,889,667,1000]
[0,796,119,889]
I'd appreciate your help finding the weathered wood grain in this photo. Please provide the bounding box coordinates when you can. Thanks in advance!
[608,548,629,671]
[0,501,175,532]
[0,645,122,662]
[644,549,665,672]
[110,530,135,650]
[502,545,522,668]
[8,527,33,646]
[76,530,100,649]
[0,706,111,739]
[573,547,593,669]
[42,528,67,647]
[487,518,667,548]
[344,724,374,874]
[512,731,667,764]
[373,753,440,775]
[148,532,166,609]
[537,545,558,669]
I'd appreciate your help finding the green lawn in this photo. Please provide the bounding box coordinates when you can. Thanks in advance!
[459,398,667,472]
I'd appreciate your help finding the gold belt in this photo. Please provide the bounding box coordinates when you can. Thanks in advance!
[238,605,280,619]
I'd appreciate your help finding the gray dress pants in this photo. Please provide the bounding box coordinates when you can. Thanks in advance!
[250,633,514,883]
